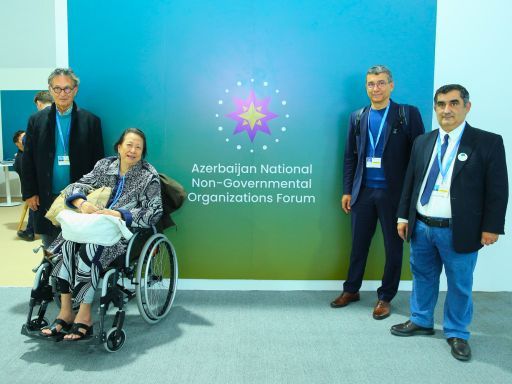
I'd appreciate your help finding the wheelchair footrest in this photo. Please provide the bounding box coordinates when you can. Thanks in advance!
[21,324,61,341]
[21,323,101,345]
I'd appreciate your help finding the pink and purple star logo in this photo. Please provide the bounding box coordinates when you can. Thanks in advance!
[215,79,289,152]
[226,90,278,142]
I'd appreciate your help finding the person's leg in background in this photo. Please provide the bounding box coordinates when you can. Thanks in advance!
[17,209,35,241]
[373,189,403,319]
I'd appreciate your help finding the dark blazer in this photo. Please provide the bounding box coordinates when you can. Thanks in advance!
[343,100,425,207]
[22,102,104,234]
[397,124,509,253]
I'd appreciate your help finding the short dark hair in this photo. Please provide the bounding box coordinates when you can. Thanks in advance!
[34,90,53,105]
[434,84,470,105]
[114,128,147,158]
[367,65,393,83]
[13,130,24,143]
[48,68,80,87]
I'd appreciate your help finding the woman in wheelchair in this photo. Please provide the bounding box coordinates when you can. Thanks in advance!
[41,128,162,340]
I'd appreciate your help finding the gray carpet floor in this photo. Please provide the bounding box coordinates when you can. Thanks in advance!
[3,288,512,384]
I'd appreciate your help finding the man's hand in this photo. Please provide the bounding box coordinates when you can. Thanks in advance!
[341,194,352,214]
[26,195,39,211]
[481,232,499,246]
[397,223,408,241]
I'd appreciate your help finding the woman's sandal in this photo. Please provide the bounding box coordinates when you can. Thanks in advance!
[64,323,94,341]
[40,318,73,337]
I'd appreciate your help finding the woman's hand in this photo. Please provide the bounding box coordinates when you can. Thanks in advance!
[74,199,100,214]
[95,209,122,218]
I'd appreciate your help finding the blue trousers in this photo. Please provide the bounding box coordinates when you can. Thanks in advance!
[343,187,403,301]
[409,220,478,340]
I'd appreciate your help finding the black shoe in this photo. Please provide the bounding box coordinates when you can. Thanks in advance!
[40,318,73,337]
[390,320,435,336]
[447,337,471,361]
[64,323,94,341]
[17,230,35,241]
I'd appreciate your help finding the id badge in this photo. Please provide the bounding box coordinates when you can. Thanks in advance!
[366,157,382,168]
[432,184,449,198]
[58,155,70,166]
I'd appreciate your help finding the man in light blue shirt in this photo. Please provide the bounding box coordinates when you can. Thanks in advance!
[22,68,104,248]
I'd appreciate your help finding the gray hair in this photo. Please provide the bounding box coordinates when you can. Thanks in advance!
[434,84,470,106]
[48,68,80,87]
[366,65,393,83]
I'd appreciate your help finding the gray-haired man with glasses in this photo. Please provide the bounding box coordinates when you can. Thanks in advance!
[22,68,104,248]
[331,65,425,319]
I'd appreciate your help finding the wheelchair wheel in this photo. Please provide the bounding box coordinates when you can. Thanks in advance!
[31,262,54,305]
[135,234,178,324]
[104,328,126,352]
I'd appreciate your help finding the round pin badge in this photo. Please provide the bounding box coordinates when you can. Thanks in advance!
[457,153,468,161]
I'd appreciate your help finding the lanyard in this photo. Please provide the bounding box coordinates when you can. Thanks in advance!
[437,126,465,183]
[367,104,390,157]
[108,173,126,209]
[55,112,71,155]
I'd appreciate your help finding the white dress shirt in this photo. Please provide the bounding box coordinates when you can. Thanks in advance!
[415,121,466,218]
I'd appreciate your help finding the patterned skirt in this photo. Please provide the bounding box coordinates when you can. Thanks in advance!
[51,239,126,304]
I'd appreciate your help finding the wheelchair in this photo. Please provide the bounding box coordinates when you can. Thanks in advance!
[21,226,178,352]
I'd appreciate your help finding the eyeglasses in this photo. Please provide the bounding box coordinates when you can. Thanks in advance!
[366,80,388,89]
[50,86,76,94]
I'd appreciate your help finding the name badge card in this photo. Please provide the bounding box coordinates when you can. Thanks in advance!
[58,155,70,166]
[366,157,382,168]
[432,183,449,198]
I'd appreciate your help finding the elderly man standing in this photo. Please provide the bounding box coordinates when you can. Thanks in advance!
[22,68,104,248]
[331,65,425,319]
[391,84,508,361]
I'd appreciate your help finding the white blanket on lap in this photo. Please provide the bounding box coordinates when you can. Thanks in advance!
[56,210,133,246]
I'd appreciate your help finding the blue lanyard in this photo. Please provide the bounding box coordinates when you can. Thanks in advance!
[55,112,71,155]
[108,174,125,209]
[367,104,390,157]
[437,126,465,183]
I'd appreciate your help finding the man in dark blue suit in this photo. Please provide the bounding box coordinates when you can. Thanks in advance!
[331,65,425,319]
[391,84,508,361]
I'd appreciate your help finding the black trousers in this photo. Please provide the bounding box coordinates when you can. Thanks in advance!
[343,187,403,302]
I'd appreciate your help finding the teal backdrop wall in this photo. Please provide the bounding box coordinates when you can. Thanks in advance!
[65,0,436,280]
[1,91,41,160]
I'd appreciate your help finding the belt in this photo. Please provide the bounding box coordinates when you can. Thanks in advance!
[416,212,451,228]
